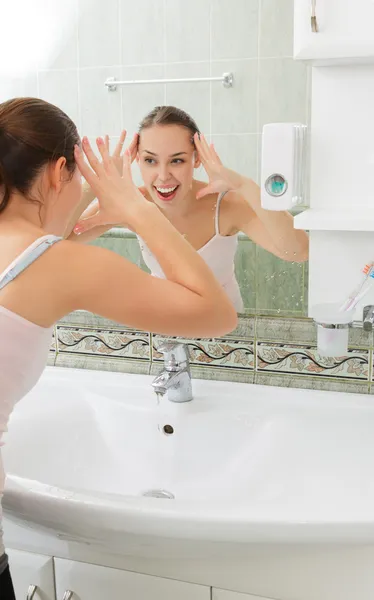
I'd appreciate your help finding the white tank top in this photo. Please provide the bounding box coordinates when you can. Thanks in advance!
[0,234,62,562]
[138,192,244,312]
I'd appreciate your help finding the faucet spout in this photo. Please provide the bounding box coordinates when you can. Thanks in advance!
[152,370,180,396]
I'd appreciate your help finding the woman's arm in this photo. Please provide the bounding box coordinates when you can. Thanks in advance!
[194,134,309,263]
[63,137,237,337]
[228,180,309,263]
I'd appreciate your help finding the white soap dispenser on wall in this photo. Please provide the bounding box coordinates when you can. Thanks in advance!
[261,122,307,211]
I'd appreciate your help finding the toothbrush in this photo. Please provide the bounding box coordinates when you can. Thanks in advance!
[347,272,374,311]
[341,264,374,311]
[340,262,374,312]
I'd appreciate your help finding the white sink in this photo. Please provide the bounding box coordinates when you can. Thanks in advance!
[3,366,374,549]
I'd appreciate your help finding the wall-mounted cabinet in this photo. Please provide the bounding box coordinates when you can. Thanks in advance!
[294,0,374,64]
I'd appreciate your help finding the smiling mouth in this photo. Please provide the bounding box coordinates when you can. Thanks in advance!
[154,185,179,201]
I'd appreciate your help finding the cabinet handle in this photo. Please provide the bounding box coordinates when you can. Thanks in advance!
[27,585,38,600]
[61,592,73,600]
[311,0,318,32]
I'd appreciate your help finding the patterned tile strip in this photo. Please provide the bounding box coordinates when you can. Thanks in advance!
[152,336,255,370]
[51,316,373,393]
[56,327,151,361]
[257,343,369,380]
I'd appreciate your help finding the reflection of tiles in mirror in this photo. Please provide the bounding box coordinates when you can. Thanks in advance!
[257,343,370,380]
[152,336,255,370]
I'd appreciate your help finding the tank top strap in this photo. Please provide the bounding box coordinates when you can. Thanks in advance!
[0,235,63,291]
[214,191,228,236]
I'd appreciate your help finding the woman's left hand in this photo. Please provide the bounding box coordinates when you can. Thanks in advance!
[194,133,244,200]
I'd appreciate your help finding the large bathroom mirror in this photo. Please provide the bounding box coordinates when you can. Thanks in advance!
[0,0,309,318]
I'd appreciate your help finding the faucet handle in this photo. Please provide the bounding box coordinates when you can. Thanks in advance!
[363,305,374,332]
[156,342,190,370]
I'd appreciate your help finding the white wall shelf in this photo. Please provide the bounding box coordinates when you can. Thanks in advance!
[294,209,374,231]
[294,0,374,65]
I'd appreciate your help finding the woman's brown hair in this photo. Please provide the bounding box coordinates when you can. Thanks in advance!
[0,97,80,214]
[138,106,200,142]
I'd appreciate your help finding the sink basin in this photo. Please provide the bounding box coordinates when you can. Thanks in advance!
[3,366,374,548]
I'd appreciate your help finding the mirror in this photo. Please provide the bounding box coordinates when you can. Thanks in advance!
[0,0,309,318]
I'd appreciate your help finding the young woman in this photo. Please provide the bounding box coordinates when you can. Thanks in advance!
[0,98,236,597]
[73,106,309,312]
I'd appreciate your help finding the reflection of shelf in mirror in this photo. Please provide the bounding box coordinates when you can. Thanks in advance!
[294,208,374,231]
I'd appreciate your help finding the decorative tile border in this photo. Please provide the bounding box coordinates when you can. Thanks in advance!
[53,311,374,394]
[152,335,255,370]
[257,343,370,380]
[56,326,151,361]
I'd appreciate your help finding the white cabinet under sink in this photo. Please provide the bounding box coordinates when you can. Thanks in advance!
[54,557,210,600]
[294,0,374,64]
[213,590,277,600]
[7,548,55,600]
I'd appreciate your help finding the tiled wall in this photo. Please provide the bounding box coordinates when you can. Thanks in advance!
[1,0,310,316]
[53,310,374,395]
[1,0,309,182]
[0,0,309,177]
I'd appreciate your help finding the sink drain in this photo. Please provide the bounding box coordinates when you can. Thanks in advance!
[142,489,175,499]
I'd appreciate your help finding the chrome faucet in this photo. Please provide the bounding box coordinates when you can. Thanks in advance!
[152,342,193,403]
[362,305,374,332]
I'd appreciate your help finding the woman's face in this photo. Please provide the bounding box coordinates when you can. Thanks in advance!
[137,125,200,208]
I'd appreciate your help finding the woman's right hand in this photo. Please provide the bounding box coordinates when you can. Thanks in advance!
[104,131,138,174]
[73,136,149,235]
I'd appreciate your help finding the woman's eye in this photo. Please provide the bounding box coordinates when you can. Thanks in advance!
[172,159,184,164]
[144,158,155,164]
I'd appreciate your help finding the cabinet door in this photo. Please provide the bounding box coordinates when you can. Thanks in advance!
[54,557,210,600]
[6,548,55,600]
[294,0,374,63]
[213,591,277,600]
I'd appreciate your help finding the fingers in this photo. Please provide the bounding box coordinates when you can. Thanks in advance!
[122,149,134,181]
[210,143,222,165]
[96,136,114,172]
[200,133,212,158]
[80,200,99,220]
[113,130,127,158]
[128,133,139,161]
[104,134,110,152]
[79,137,105,177]
[74,142,97,186]
[194,132,210,164]
[74,210,103,235]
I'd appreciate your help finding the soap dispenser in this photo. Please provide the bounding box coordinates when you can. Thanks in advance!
[261,122,307,211]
